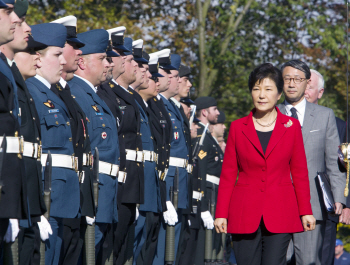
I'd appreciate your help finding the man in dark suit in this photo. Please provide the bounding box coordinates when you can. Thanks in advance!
[304,69,347,265]
[278,60,346,265]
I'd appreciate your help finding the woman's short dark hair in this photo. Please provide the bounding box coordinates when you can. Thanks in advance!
[248,63,283,94]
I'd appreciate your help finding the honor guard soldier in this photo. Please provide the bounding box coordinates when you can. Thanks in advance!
[50,15,94,265]
[153,53,190,265]
[0,0,28,253]
[192,97,221,265]
[1,1,49,263]
[148,50,173,204]
[67,29,121,261]
[127,42,163,265]
[25,23,80,265]
[98,30,143,265]
[134,52,168,264]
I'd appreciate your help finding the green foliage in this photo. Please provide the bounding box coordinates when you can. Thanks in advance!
[26,0,350,122]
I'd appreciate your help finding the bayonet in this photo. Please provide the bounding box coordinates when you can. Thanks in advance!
[0,134,7,201]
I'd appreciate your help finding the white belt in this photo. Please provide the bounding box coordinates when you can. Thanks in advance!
[187,164,193,174]
[169,157,188,168]
[0,136,23,154]
[118,171,127,183]
[206,174,220,185]
[41,153,78,171]
[82,153,93,166]
[143,150,158,163]
[23,141,41,159]
[99,161,119,177]
[125,149,143,162]
[192,191,202,201]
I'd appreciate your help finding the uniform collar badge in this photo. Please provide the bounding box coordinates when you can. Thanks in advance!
[44,100,55,109]
[92,105,100,112]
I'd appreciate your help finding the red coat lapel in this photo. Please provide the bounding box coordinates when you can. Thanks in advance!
[265,108,289,159]
[242,111,265,158]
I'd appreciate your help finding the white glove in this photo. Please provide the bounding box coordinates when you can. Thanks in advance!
[4,219,19,243]
[201,211,214,230]
[135,207,139,221]
[37,216,53,241]
[86,216,95,226]
[163,201,178,226]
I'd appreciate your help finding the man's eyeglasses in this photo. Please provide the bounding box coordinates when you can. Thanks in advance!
[284,77,308,84]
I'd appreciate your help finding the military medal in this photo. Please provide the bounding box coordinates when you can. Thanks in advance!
[44,100,55,109]
[101,132,107,139]
[174,132,179,140]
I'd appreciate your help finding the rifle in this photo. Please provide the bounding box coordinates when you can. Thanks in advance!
[165,167,179,265]
[204,195,213,264]
[39,151,52,265]
[0,134,6,202]
[192,123,209,160]
[84,147,99,265]
[2,134,19,265]
[210,183,217,263]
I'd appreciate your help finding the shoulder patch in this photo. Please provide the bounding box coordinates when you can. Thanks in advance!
[198,150,207,160]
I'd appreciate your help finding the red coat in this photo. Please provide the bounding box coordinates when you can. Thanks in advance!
[215,108,312,234]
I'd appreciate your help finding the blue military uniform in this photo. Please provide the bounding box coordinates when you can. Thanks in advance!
[130,47,163,262]
[67,29,120,257]
[25,23,80,265]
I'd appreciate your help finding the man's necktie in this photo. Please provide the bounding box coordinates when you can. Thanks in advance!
[290,107,299,120]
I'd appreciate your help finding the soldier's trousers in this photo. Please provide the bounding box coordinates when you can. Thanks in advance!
[58,217,82,265]
[133,211,161,265]
[46,217,63,265]
[18,222,40,265]
[176,215,199,265]
[152,209,182,265]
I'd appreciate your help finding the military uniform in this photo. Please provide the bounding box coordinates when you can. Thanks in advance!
[153,94,189,265]
[194,121,223,265]
[68,72,120,255]
[49,16,94,265]
[0,52,28,245]
[1,50,46,264]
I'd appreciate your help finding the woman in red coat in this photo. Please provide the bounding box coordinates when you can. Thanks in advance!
[214,63,315,265]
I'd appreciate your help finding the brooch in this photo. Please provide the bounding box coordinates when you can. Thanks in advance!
[284,119,293,128]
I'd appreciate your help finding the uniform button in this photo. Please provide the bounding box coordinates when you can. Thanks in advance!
[30,98,33,102]
[55,121,59,125]
[69,137,72,141]
[102,124,105,128]
[33,117,35,120]
[66,122,70,126]
[262,167,266,171]
[262,179,265,182]
[76,143,78,147]
[37,137,40,141]
[261,188,265,192]
[162,162,164,165]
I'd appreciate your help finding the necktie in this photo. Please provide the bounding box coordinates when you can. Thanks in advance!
[290,107,299,120]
